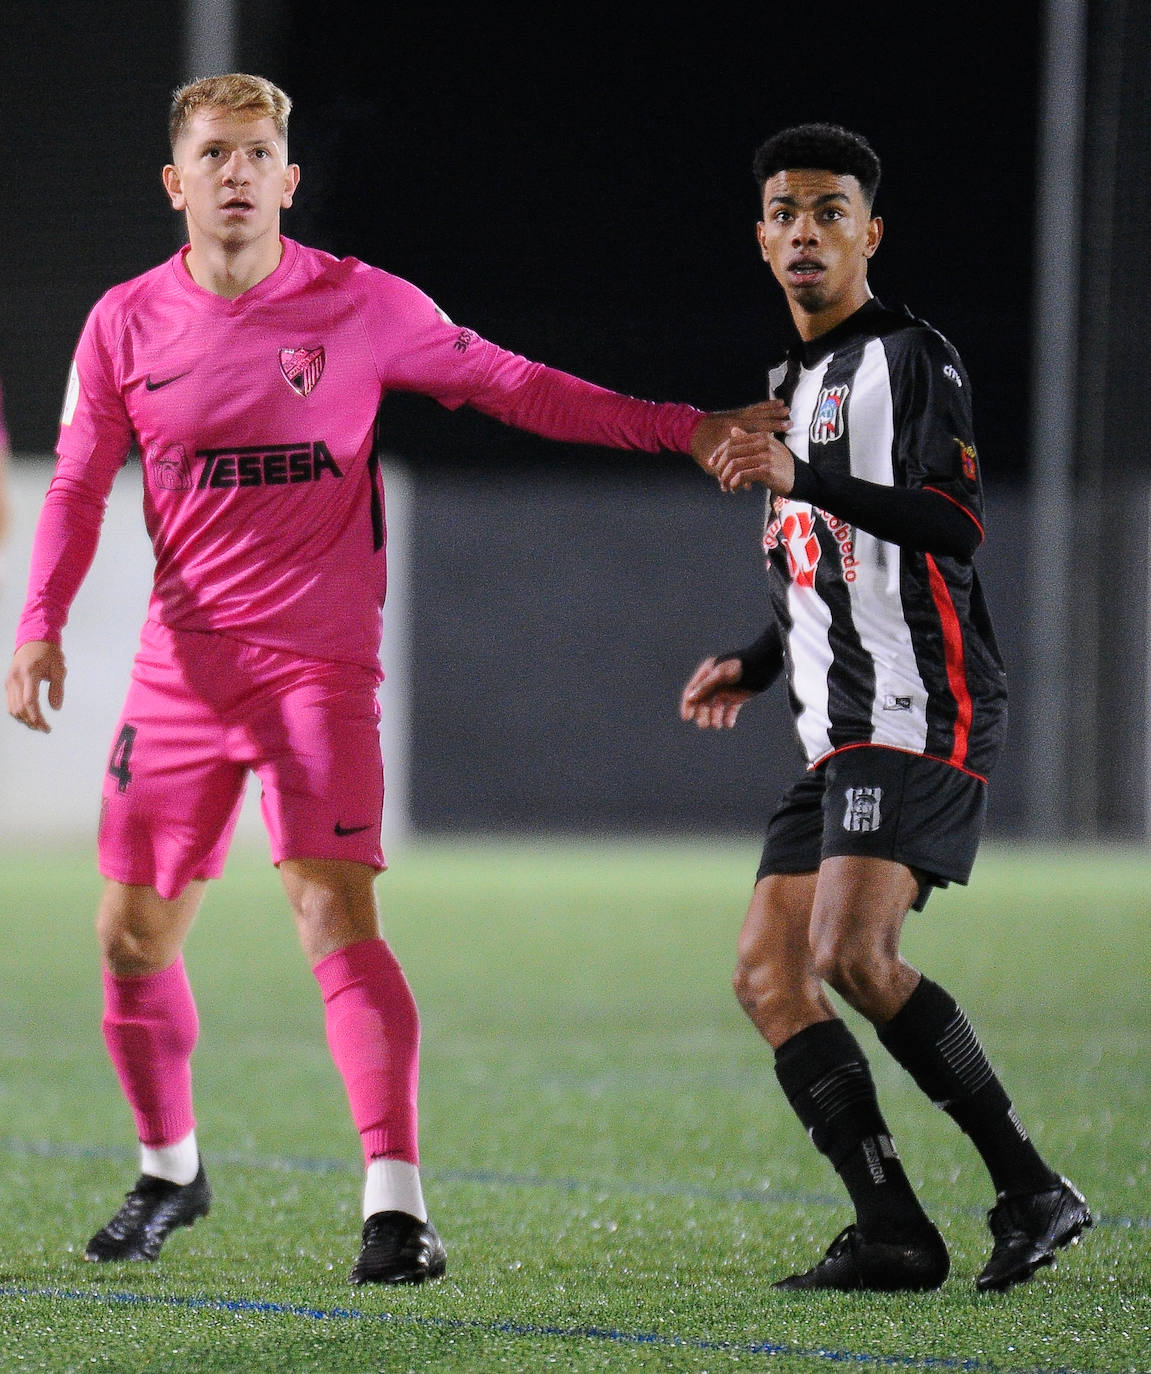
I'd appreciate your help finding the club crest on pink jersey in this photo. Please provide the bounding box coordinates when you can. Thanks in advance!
[149,444,194,491]
[810,384,849,444]
[280,346,326,396]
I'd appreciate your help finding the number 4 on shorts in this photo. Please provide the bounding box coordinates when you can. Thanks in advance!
[107,724,138,793]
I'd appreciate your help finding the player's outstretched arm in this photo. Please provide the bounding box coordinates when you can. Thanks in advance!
[6,640,67,733]
[690,403,791,480]
[679,655,756,731]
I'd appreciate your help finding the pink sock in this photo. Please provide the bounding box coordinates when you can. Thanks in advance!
[313,937,421,1166]
[101,957,198,1148]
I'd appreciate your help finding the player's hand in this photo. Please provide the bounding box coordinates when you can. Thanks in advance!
[679,655,754,730]
[707,426,797,494]
[690,400,790,477]
[5,640,67,733]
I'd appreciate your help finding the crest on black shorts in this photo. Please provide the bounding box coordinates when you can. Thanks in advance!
[280,346,326,396]
[843,786,883,832]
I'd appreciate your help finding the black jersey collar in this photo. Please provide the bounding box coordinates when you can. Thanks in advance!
[789,297,888,369]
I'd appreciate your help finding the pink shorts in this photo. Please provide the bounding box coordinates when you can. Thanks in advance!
[98,620,386,899]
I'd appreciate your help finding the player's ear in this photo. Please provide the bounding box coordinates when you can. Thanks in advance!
[282,162,300,209]
[162,164,185,212]
[864,215,883,258]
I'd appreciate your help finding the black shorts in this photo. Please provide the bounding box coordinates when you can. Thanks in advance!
[756,746,988,911]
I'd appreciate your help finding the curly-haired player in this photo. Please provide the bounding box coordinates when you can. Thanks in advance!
[682,121,1091,1293]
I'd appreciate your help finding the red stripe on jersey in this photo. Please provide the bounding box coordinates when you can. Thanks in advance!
[926,554,972,766]
[922,485,985,542]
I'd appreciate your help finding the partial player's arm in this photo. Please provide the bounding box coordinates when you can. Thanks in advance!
[689,403,793,474]
[466,356,791,474]
[372,278,790,472]
[8,463,112,733]
[680,618,785,730]
[6,640,66,733]
[0,445,10,549]
[6,473,96,733]
[709,428,981,559]
[0,379,11,547]
[14,453,117,635]
[8,460,115,735]
[8,315,133,732]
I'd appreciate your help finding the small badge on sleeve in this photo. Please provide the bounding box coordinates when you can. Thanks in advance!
[953,437,978,481]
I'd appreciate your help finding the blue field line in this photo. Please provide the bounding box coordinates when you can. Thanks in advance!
[0,1282,1108,1374]
[2,1136,1147,1232]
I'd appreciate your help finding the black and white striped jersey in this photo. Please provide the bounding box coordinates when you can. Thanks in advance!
[762,297,1007,780]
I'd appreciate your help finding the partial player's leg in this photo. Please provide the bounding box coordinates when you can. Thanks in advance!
[87,623,253,1262]
[814,748,1092,1291]
[280,857,445,1286]
[733,869,833,1047]
[86,879,212,1262]
[875,971,1091,1291]
[738,863,948,1291]
[253,651,443,1284]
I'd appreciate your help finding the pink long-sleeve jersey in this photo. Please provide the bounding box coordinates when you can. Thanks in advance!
[17,238,703,672]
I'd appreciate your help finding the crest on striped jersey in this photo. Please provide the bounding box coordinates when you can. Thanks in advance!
[810,384,849,444]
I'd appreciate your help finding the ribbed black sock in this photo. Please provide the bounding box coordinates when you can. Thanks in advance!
[774,1019,934,1240]
[876,976,1059,1197]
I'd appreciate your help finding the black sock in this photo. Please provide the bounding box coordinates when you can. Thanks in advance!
[876,976,1059,1197]
[774,1019,933,1241]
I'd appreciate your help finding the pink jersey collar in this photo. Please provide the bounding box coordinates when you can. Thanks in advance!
[168,236,301,312]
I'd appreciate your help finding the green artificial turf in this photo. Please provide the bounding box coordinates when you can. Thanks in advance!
[0,838,1146,1372]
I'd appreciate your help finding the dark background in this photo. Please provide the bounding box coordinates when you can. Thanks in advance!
[1,2,1040,481]
[3,2,1148,840]
[280,6,1040,488]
